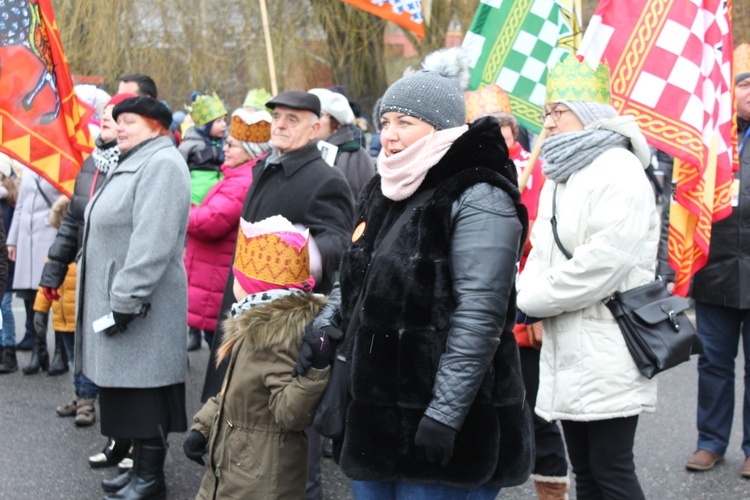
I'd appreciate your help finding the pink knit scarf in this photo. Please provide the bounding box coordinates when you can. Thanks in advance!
[377,125,468,201]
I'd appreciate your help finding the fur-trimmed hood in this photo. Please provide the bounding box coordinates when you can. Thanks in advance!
[218,293,326,364]
[49,195,70,229]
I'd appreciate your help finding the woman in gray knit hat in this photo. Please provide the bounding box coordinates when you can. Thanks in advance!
[517,56,659,499]
[295,47,534,498]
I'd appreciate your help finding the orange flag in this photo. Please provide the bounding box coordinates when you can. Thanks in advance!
[0,0,94,197]
[579,0,736,297]
[341,0,425,39]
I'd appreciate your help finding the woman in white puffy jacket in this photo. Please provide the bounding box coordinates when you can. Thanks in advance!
[517,57,660,500]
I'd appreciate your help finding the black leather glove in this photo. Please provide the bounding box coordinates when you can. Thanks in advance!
[291,325,343,377]
[414,415,457,467]
[111,311,137,333]
[183,430,207,466]
[33,312,49,337]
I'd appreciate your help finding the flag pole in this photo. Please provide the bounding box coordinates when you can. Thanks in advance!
[259,0,278,96]
[519,128,547,191]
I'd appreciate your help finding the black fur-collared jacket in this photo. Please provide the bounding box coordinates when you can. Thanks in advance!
[335,117,534,488]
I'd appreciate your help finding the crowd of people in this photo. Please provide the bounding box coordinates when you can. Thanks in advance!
[0,44,748,500]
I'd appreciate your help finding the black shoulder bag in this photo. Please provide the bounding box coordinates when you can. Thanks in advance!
[313,187,435,439]
[551,184,702,379]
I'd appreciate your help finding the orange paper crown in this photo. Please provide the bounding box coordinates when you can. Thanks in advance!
[230,109,272,143]
[233,217,310,286]
[464,84,512,122]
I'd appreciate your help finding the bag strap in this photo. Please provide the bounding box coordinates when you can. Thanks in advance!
[551,184,572,259]
[34,176,53,209]
[341,187,436,352]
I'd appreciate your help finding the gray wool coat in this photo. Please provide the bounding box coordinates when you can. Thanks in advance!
[75,136,191,388]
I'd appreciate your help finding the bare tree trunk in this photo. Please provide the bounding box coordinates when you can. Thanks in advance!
[310,0,388,119]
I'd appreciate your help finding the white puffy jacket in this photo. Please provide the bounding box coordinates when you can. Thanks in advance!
[517,145,659,422]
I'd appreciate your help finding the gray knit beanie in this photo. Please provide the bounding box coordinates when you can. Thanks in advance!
[380,47,469,130]
[560,100,617,128]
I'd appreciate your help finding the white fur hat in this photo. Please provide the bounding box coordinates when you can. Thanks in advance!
[308,88,355,125]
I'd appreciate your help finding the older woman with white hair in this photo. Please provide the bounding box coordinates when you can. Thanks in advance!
[308,88,375,198]
[185,109,273,351]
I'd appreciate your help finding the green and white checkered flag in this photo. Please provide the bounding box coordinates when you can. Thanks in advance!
[462,0,580,133]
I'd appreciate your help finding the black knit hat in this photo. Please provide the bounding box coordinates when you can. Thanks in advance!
[112,96,173,130]
[266,91,321,117]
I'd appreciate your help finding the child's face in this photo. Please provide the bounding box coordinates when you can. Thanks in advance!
[210,115,227,138]
[233,278,248,302]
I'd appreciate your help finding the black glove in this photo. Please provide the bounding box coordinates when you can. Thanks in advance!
[111,311,137,334]
[291,325,343,377]
[414,415,457,467]
[33,312,49,337]
[183,430,207,466]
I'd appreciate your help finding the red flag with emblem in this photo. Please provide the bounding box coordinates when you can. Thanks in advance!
[578,0,736,297]
[341,0,425,39]
[0,0,94,197]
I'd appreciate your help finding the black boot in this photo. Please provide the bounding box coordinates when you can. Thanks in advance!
[102,469,134,494]
[187,327,201,351]
[47,331,69,376]
[23,313,49,375]
[104,442,167,500]
[0,346,18,373]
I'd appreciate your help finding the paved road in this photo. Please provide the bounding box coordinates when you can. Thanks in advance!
[1,297,749,499]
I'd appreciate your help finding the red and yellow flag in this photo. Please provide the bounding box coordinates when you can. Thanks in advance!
[0,0,94,196]
[341,0,425,40]
[578,0,736,296]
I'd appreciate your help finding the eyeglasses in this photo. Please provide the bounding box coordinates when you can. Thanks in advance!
[540,109,571,122]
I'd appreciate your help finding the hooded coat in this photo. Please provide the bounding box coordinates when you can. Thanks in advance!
[185,157,260,332]
[517,140,660,422]
[335,117,533,489]
[192,293,330,499]
[76,136,191,388]
[6,168,62,290]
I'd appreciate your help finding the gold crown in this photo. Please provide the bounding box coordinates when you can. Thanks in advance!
[734,44,750,78]
[230,111,271,143]
[464,84,512,122]
[190,93,227,127]
[546,55,612,105]
[233,232,310,285]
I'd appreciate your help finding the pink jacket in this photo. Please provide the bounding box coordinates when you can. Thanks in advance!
[185,156,263,331]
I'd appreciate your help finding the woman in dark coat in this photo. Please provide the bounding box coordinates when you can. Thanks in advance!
[300,47,533,498]
[77,96,191,500]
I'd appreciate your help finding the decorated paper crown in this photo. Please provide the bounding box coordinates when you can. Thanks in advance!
[243,88,274,111]
[464,84,512,122]
[230,109,272,143]
[546,56,612,105]
[190,92,227,127]
[734,44,750,82]
[233,216,312,293]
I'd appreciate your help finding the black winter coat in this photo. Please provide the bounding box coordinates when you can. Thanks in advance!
[201,141,354,402]
[692,119,750,308]
[336,118,533,488]
[39,151,109,289]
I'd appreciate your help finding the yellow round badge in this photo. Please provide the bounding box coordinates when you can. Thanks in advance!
[352,221,366,242]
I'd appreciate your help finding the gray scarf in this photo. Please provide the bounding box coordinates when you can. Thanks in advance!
[264,141,318,168]
[541,129,629,183]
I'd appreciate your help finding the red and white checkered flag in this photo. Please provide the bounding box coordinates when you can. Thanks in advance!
[578,0,736,296]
